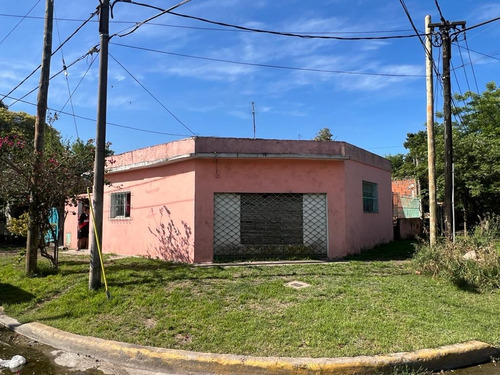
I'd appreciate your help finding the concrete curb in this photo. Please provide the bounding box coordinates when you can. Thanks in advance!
[1,310,498,374]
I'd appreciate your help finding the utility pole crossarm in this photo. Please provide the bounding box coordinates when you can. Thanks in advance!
[429,21,466,28]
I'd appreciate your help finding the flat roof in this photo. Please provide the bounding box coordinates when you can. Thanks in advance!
[107,137,391,173]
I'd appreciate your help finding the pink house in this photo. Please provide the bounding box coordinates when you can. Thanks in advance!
[64,137,393,263]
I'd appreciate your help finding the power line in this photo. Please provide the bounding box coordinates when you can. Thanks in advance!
[450,61,464,97]
[398,0,441,79]
[54,8,79,138]
[0,9,99,103]
[0,0,41,45]
[111,42,425,78]
[454,38,471,94]
[8,45,99,107]
[452,15,500,36]
[0,13,416,35]
[433,0,446,23]
[112,0,192,39]
[108,53,197,135]
[464,37,480,93]
[167,10,421,41]
[55,53,98,135]
[2,93,193,138]
[451,43,500,71]
[109,0,422,40]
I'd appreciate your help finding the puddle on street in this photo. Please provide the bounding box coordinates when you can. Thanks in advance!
[444,361,500,374]
[0,327,104,375]
[1,326,498,374]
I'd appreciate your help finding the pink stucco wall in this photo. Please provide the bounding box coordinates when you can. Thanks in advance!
[64,161,196,262]
[101,160,196,261]
[64,137,393,262]
[193,158,347,262]
[343,160,393,255]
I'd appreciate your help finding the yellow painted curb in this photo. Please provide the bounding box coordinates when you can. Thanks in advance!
[1,310,498,374]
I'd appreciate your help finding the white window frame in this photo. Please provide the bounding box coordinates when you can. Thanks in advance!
[110,191,131,218]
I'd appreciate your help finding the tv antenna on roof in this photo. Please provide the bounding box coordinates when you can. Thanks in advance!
[251,101,256,139]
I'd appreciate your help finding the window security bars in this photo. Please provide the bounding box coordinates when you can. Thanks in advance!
[214,193,327,259]
[110,192,131,218]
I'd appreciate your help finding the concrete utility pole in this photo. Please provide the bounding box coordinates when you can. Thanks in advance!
[429,19,465,242]
[26,0,54,275]
[425,15,437,246]
[89,0,110,290]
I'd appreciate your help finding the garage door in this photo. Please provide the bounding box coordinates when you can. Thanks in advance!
[214,193,327,259]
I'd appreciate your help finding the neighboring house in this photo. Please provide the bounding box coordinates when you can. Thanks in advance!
[65,137,393,263]
[392,178,422,239]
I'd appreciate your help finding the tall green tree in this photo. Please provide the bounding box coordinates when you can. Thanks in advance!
[389,82,500,227]
[0,106,104,272]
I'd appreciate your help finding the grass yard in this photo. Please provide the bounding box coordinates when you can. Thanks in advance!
[1,241,499,358]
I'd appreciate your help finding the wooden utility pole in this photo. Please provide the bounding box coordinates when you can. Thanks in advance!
[26,0,54,275]
[425,15,437,246]
[430,19,465,242]
[89,0,110,290]
[441,23,453,241]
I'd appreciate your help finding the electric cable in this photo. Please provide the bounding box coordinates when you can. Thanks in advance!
[2,93,193,138]
[433,0,446,23]
[55,53,98,134]
[167,10,422,41]
[450,61,464,97]
[108,53,197,135]
[0,9,99,103]
[110,0,423,40]
[0,0,41,45]
[0,12,417,36]
[399,0,440,79]
[451,43,500,68]
[8,45,100,107]
[112,0,191,39]
[111,42,425,78]
[452,15,500,36]
[454,38,471,94]
[464,37,480,93]
[55,9,79,138]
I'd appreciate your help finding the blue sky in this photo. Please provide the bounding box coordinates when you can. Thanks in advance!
[1,0,499,156]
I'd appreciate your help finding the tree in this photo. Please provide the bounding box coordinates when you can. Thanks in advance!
[390,82,500,229]
[0,106,104,273]
[313,127,334,141]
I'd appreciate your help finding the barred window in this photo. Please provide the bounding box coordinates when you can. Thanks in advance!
[362,181,378,213]
[110,192,131,218]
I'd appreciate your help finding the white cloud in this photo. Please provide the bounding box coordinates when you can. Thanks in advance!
[336,64,422,92]
[473,3,500,22]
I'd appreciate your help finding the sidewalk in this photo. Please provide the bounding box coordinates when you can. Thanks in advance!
[1,308,498,374]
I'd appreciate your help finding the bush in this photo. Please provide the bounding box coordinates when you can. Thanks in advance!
[413,217,500,293]
[6,212,28,237]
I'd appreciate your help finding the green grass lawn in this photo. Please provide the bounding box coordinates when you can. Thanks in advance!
[1,241,499,358]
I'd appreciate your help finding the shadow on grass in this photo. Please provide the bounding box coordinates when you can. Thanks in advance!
[344,240,417,262]
[452,277,482,294]
[58,259,93,276]
[0,284,35,305]
[36,312,73,323]
[104,259,193,273]
[67,241,417,287]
